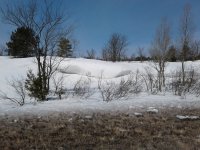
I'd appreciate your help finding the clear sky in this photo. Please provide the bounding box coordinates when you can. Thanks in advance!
[0,0,200,56]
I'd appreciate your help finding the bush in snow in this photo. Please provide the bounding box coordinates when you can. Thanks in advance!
[169,70,183,96]
[25,70,48,101]
[141,67,158,94]
[115,72,142,98]
[98,71,142,102]
[0,78,26,106]
[191,82,200,97]
[98,80,117,102]
[73,76,93,98]
[169,67,199,96]
[52,75,65,100]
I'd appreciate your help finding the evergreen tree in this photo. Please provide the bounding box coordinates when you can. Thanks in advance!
[167,46,177,62]
[57,38,73,57]
[7,27,37,57]
[25,70,48,101]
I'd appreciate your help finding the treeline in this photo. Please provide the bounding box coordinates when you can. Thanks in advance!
[3,26,73,58]
[1,4,200,63]
[85,4,200,62]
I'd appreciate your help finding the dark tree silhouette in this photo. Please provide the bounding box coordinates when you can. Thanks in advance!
[57,37,73,57]
[7,27,37,57]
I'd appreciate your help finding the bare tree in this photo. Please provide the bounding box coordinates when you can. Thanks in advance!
[1,0,73,100]
[137,47,144,62]
[191,40,200,60]
[179,4,195,85]
[102,33,128,62]
[102,48,109,61]
[86,49,96,59]
[150,18,171,92]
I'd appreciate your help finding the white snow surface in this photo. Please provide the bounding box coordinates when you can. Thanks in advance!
[0,56,200,117]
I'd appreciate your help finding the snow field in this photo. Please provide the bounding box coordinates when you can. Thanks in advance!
[0,56,200,117]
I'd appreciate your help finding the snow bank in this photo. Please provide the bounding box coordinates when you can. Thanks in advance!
[0,56,200,117]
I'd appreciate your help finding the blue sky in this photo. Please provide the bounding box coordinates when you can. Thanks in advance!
[0,0,200,56]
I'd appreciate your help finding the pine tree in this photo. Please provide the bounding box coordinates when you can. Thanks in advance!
[7,27,37,57]
[167,46,177,62]
[57,38,73,57]
[25,70,48,101]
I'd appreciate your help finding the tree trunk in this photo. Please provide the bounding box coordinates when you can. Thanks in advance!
[182,61,185,86]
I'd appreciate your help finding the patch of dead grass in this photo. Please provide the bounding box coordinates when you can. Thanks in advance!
[0,108,200,149]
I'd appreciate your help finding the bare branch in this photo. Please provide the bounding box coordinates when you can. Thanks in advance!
[0,78,26,106]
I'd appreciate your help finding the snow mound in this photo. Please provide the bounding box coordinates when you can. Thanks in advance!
[60,65,85,75]
[115,70,132,78]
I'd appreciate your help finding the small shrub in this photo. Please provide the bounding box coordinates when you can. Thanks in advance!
[0,78,26,106]
[98,80,117,102]
[73,76,93,98]
[191,82,200,97]
[52,75,65,99]
[98,71,142,102]
[169,67,199,96]
[25,70,48,101]
[141,67,157,94]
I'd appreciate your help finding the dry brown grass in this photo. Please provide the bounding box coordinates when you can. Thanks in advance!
[0,108,200,149]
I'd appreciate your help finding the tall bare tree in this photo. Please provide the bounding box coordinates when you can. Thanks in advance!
[137,47,144,62]
[179,4,194,85]
[1,0,73,100]
[86,49,96,59]
[150,18,171,92]
[102,33,128,62]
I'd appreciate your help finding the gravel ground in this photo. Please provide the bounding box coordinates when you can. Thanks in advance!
[0,108,200,150]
